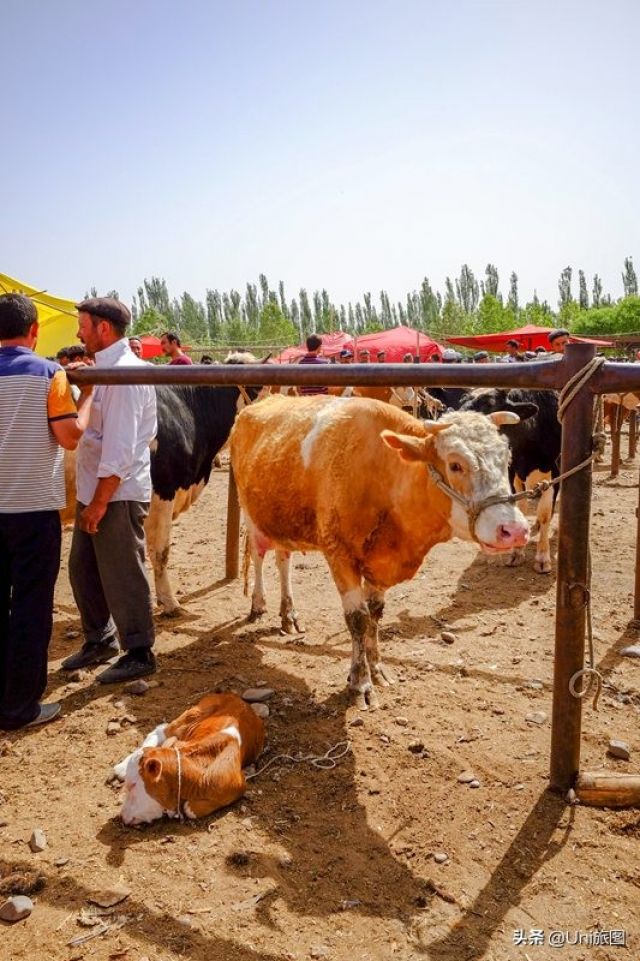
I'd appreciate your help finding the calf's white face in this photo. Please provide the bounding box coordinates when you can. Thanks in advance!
[120,752,165,826]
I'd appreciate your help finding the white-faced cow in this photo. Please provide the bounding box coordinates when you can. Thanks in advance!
[229,395,529,708]
[460,388,560,573]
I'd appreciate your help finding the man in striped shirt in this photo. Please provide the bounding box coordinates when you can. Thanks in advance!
[0,294,92,730]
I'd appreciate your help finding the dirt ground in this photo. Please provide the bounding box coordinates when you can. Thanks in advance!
[2,452,640,961]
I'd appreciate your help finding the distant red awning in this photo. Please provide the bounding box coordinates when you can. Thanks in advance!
[447,325,612,352]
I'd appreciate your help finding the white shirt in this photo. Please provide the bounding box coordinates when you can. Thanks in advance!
[76,339,157,505]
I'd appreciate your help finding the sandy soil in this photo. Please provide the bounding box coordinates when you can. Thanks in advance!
[1,454,640,961]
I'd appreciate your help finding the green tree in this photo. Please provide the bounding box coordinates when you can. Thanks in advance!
[298,289,312,338]
[475,294,515,334]
[483,263,500,299]
[558,266,572,309]
[258,301,298,343]
[455,264,479,314]
[507,272,519,313]
[592,275,603,308]
[578,270,589,310]
[622,257,638,297]
[180,292,208,343]
[133,306,169,335]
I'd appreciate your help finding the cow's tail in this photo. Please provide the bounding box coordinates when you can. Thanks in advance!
[242,529,252,597]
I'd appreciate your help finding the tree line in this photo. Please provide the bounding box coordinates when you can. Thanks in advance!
[94,258,640,347]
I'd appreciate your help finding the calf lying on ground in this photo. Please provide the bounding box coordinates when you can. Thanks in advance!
[115,694,265,826]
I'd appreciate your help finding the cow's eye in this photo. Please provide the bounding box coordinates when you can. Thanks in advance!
[449,462,463,473]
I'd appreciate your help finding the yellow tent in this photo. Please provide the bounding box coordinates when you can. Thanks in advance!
[0,272,78,358]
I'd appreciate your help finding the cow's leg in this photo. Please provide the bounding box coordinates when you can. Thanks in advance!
[246,521,271,621]
[363,583,393,686]
[530,471,554,574]
[505,476,527,567]
[275,548,303,633]
[144,494,180,614]
[327,560,375,709]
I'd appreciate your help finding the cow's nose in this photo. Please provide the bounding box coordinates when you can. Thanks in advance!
[497,522,529,548]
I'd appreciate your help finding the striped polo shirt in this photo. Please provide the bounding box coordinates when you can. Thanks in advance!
[0,347,78,513]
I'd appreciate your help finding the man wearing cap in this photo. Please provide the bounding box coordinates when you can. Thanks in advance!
[376,350,386,363]
[473,351,489,364]
[338,349,353,364]
[548,328,570,354]
[63,298,158,684]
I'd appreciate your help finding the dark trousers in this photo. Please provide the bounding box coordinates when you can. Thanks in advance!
[69,501,155,652]
[0,511,61,729]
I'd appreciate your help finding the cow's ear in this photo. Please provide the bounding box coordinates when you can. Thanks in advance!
[142,756,163,782]
[381,431,427,462]
[488,411,521,427]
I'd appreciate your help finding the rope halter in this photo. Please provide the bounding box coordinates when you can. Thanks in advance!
[426,464,516,543]
[172,743,184,821]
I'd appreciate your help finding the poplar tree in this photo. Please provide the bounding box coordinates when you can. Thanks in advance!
[578,270,589,309]
[622,257,638,297]
[507,272,519,313]
[592,275,603,307]
[455,264,479,314]
[558,266,573,308]
[484,264,500,299]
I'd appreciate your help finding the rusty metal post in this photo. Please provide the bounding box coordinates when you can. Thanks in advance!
[550,342,596,793]
[634,467,640,625]
[610,403,622,477]
[225,466,241,579]
[629,410,637,460]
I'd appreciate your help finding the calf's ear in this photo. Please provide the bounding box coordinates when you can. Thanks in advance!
[488,411,521,427]
[381,426,448,461]
[141,756,163,782]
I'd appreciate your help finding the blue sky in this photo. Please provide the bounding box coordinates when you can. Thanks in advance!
[3,0,639,311]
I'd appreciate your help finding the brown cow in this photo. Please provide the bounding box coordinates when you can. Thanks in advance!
[229,395,529,708]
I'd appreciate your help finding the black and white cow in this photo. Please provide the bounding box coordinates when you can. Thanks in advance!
[146,353,262,613]
[460,388,560,573]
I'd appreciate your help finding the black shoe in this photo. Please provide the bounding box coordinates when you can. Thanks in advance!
[96,650,157,685]
[61,640,120,671]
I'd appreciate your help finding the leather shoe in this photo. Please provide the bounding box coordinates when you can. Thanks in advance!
[25,703,61,727]
[96,650,157,685]
[61,641,120,671]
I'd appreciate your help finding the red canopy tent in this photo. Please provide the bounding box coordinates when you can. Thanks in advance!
[446,325,612,353]
[354,326,443,362]
[275,331,354,363]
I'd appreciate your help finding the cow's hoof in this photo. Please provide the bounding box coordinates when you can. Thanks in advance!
[506,550,526,567]
[353,686,379,711]
[372,663,394,687]
[158,605,182,618]
[281,613,304,634]
[534,555,552,574]
[247,608,266,623]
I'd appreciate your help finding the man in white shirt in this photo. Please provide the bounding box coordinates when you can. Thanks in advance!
[63,298,158,684]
